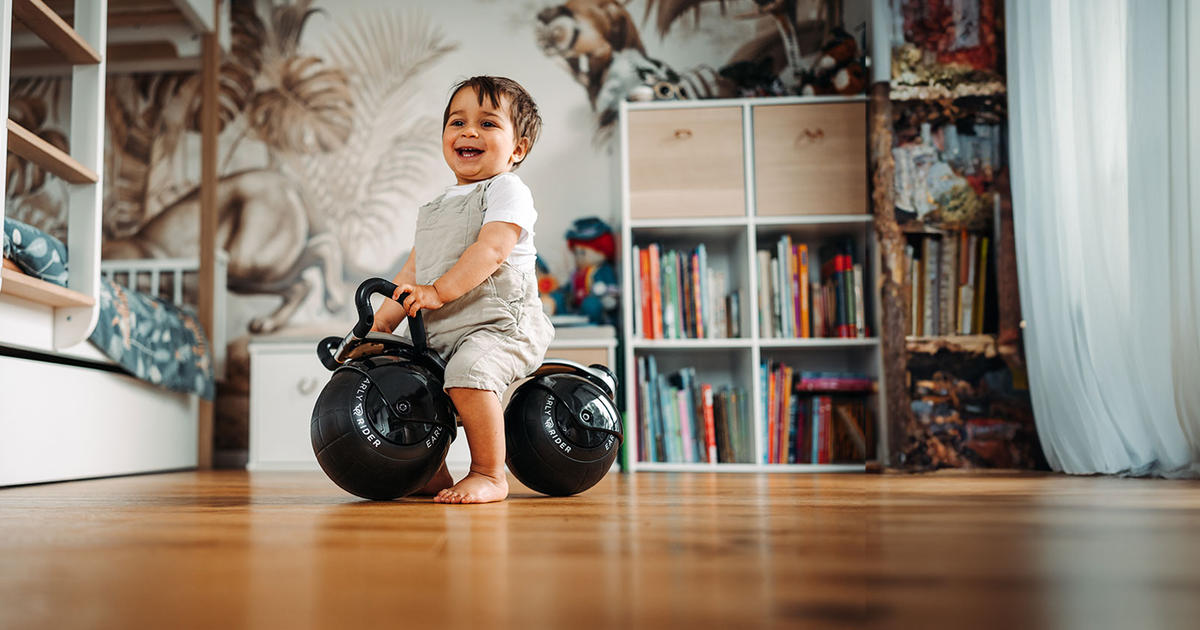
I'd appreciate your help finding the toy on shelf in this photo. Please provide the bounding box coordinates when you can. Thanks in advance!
[535,255,560,316]
[549,217,619,326]
[799,28,867,97]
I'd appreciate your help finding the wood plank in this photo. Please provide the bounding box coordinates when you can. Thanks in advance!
[7,119,99,184]
[0,471,870,628]
[12,0,102,65]
[0,266,95,307]
[197,10,220,470]
[869,82,908,467]
[4,471,1200,629]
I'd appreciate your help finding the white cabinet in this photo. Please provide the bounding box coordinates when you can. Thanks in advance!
[247,326,618,471]
[247,340,328,470]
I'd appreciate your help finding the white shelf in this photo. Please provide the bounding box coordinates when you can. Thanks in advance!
[0,0,107,349]
[618,96,888,474]
[753,214,874,226]
[625,94,869,111]
[630,462,864,473]
[632,338,753,350]
[758,338,880,349]
[630,217,748,229]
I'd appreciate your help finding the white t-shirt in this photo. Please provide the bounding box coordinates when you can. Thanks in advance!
[442,172,537,270]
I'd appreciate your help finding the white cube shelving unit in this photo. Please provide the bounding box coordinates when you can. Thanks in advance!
[618,95,887,473]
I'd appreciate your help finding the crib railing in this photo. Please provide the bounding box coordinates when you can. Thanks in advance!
[100,251,229,379]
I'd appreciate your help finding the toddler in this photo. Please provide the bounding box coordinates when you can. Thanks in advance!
[371,76,555,504]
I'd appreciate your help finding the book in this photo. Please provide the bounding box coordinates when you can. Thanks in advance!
[962,234,978,335]
[939,235,957,336]
[648,243,663,339]
[852,263,866,338]
[767,363,777,463]
[840,242,855,338]
[713,389,729,463]
[798,244,810,338]
[691,251,704,338]
[676,389,693,463]
[724,291,734,338]
[777,362,787,460]
[926,237,940,338]
[770,257,783,339]
[974,236,989,334]
[702,383,717,464]
[957,230,969,334]
[908,245,919,336]
[757,250,774,338]
[632,244,642,337]
[696,244,709,339]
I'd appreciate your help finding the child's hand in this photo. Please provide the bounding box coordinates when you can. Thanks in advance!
[394,284,445,317]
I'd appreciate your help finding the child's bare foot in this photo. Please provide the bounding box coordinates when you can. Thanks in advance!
[434,469,508,504]
[413,462,454,496]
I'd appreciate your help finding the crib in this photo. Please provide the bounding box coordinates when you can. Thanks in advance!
[0,254,228,487]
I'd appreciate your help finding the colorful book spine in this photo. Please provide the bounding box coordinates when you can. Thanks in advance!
[648,244,663,339]
[702,384,716,464]
[798,244,810,337]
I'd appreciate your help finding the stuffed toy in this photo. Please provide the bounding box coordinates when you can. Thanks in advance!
[551,217,619,325]
[800,28,867,97]
[535,255,560,315]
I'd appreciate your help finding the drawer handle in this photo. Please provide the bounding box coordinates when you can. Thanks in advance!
[795,128,825,146]
[297,378,319,396]
[673,128,693,140]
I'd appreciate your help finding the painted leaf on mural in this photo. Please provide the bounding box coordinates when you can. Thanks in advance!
[296,9,456,273]
[250,56,354,154]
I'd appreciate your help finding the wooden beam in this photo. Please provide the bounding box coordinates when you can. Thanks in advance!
[7,119,99,184]
[197,4,220,470]
[12,0,101,64]
[869,82,912,468]
[1,265,96,308]
[11,42,180,68]
[169,0,213,33]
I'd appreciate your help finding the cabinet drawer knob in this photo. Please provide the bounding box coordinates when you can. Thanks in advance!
[673,128,693,139]
[795,128,825,146]
[297,378,319,396]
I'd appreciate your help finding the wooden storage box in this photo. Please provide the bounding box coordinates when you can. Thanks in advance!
[753,102,868,216]
[626,106,745,220]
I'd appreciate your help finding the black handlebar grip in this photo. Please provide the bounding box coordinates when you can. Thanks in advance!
[317,336,343,371]
[351,277,428,354]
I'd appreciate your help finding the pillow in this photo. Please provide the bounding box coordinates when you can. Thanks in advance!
[2,216,69,287]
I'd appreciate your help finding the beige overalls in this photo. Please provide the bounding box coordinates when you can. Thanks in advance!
[414,178,555,399]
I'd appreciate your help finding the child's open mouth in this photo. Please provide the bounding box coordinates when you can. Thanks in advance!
[457,147,484,159]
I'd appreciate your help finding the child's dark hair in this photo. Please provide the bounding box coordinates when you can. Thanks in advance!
[443,76,542,169]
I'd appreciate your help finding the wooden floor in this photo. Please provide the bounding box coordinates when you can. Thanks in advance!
[2,471,1200,630]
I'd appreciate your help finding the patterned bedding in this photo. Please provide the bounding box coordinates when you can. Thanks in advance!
[4,217,215,400]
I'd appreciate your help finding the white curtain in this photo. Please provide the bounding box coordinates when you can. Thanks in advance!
[1007,0,1200,475]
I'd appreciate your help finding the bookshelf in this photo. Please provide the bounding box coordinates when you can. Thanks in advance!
[617,95,885,473]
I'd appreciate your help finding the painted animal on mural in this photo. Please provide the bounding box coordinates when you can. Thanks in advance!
[536,0,733,130]
[102,170,346,334]
[534,0,861,130]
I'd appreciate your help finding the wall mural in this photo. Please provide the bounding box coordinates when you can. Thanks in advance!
[5,0,868,456]
[535,0,864,134]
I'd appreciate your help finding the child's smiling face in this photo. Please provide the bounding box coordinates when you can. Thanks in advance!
[443,86,530,186]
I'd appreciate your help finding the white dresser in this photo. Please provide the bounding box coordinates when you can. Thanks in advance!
[247,325,618,471]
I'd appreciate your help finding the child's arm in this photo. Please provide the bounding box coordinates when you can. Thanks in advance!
[395,222,521,317]
[372,247,418,333]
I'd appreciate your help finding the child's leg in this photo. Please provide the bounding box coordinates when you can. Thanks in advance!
[434,387,509,504]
